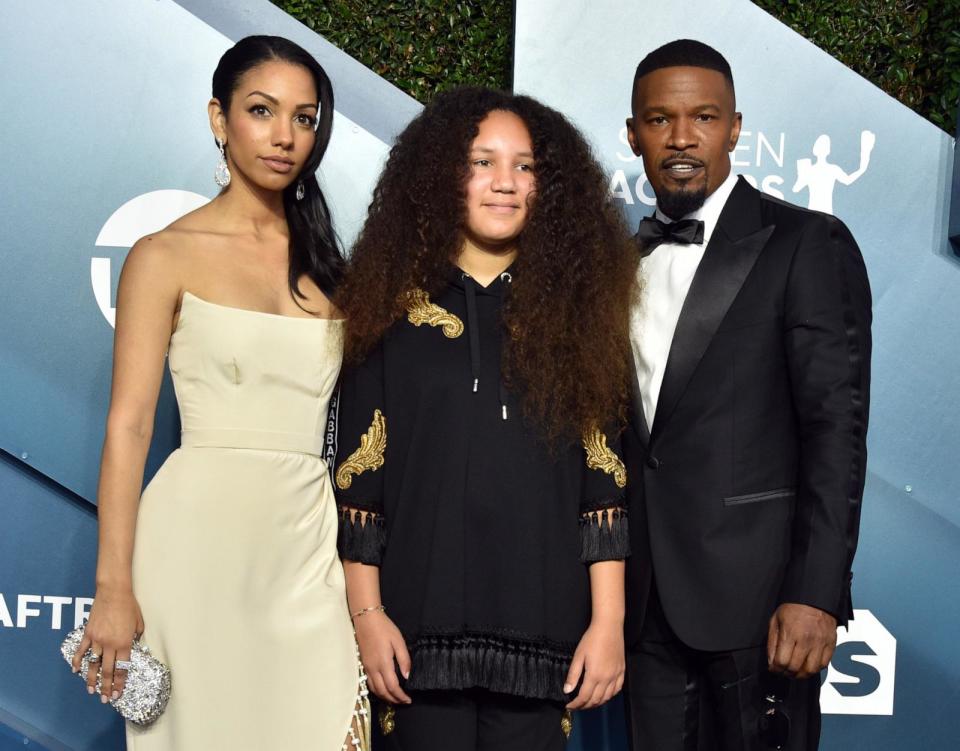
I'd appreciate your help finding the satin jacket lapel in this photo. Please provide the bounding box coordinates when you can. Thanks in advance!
[650,179,774,441]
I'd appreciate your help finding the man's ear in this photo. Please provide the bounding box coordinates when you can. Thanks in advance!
[728,112,743,152]
[626,118,641,157]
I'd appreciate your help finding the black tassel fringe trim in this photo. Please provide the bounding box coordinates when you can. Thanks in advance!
[337,509,386,565]
[406,633,574,701]
[579,507,630,563]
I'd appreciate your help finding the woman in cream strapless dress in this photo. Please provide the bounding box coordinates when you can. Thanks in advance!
[126,292,363,749]
[73,36,368,750]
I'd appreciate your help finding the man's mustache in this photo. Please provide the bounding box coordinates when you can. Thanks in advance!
[660,153,706,169]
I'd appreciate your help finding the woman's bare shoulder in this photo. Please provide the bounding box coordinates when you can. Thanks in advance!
[124,203,225,277]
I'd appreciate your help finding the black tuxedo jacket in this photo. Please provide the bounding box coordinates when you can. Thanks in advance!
[623,177,872,652]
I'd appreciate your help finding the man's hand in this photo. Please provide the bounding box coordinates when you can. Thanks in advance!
[767,603,837,679]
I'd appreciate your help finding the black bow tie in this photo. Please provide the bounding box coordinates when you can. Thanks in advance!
[636,216,705,251]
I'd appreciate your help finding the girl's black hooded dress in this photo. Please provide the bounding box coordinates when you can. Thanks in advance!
[333,267,629,702]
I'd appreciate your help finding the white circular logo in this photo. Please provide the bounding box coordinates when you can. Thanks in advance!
[92,189,210,327]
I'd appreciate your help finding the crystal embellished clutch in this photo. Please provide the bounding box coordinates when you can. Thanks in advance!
[60,624,172,725]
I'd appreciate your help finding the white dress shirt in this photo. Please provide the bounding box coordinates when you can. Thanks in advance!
[630,171,740,432]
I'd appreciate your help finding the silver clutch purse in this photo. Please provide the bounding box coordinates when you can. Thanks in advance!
[60,624,172,725]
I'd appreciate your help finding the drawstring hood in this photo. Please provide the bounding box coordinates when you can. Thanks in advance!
[497,272,512,420]
[463,274,481,394]
[455,266,513,420]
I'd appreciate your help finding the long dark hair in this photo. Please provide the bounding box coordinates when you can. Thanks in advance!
[337,87,638,442]
[212,35,343,299]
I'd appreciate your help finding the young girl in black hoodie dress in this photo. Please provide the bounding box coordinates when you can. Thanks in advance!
[333,87,638,751]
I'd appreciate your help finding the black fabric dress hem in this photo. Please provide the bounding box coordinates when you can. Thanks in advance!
[405,632,575,702]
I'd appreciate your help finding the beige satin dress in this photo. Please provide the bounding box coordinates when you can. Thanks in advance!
[127,291,368,751]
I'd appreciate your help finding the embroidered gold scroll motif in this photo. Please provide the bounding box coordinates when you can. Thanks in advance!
[582,426,627,488]
[335,409,386,490]
[561,709,573,740]
[379,705,396,735]
[406,288,464,338]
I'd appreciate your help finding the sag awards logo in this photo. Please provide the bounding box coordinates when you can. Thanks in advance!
[821,609,897,716]
[610,128,876,215]
[0,593,93,630]
[92,189,210,327]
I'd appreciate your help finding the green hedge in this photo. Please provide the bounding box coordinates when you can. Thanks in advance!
[273,0,958,134]
[272,1,512,102]
[753,0,960,134]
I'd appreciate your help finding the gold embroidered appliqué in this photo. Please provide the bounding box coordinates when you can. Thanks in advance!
[379,705,396,735]
[582,426,627,488]
[406,288,464,338]
[335,410,386,490]
[561,709,573,740]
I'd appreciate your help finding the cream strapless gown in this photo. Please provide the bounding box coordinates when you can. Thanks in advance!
[127,292,368,751]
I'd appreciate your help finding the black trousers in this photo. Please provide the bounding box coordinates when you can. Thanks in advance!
[625,584,821,751]
[378,688,569,751]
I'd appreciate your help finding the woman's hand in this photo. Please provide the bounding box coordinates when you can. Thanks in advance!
[72,586,144,703]
[563,618,625,710]
[354,610,412,705]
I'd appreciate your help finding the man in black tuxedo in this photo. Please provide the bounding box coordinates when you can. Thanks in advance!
[621,40,871,750]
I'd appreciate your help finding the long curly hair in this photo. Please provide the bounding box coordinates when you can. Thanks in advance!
[337,87,638,442]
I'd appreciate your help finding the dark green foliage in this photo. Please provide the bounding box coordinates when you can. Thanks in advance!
[753,0,960,134]
[272,1,958,134]
[271,1,512,102]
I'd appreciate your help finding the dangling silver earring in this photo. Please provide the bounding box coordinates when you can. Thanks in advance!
[214,138,231,188]
[295,181,305,201]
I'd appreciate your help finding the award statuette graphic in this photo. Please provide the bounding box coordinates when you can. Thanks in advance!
[793,130,876,214]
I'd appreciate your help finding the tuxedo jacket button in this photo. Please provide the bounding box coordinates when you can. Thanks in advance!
[646,456,661,470]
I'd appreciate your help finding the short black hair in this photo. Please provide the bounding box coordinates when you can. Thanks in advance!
[632,39,735,97]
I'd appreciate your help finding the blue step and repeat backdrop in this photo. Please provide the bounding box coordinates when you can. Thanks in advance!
[1,0,958,748]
